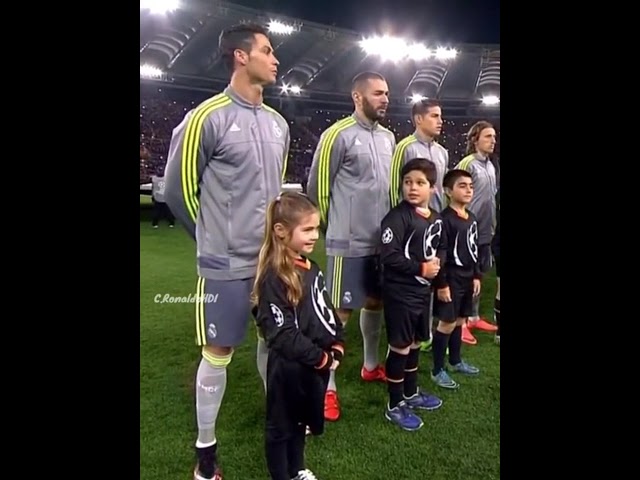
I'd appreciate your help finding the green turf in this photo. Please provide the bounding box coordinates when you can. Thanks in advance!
[140,218,500,480]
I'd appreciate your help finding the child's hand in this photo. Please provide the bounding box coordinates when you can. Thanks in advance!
[473,279,481,296]
[437,287,452,302]
[422,259,441,279]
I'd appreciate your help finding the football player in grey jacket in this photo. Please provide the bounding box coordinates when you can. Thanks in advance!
[455,121,499,345]
[307,71,395,422]
[164,23,289,480]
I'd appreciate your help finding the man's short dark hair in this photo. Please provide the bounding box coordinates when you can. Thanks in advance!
[411,98,441,118]
[401,158,437,187]
[351,71,386,92]
[218,22,270,72]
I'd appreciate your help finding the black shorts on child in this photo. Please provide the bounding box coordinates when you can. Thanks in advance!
[433,271,474,323]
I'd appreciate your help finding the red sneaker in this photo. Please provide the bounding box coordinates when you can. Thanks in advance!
[324,389,340,421]
[462,323,477,345]
[468,318,498,332]
[360,364,387,382]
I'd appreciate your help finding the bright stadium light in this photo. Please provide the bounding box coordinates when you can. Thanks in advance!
[482,95,500,106]
[268,20,295,35]
[435,47,458,60]
[411,94,427,103]
[407,43,433,61]
[140,64,163,78]
[359,36,458,63]
[280,84,301,95]
[140,0,179,14]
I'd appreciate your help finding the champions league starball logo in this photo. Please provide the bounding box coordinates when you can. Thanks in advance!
[467,221,478,262]
[270,303,284,327]
[423,219,443,260]
[311,272,337,336]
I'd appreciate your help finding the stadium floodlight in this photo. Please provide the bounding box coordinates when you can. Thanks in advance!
[140,0,179,15]
[280,84,301,95]
[411,94,427,103]
[359,35,407,62]
[268,20,295,35]
[140,64,164,78]
[435,47,458,60]
[407,43,433,61]
[359,36,458,63]
[481,95,500,106]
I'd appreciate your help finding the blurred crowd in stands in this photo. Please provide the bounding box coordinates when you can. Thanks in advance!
[140,87,500,186]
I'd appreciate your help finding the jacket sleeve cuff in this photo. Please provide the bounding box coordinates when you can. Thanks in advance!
[331,343,344,363]
[314,351,331,370]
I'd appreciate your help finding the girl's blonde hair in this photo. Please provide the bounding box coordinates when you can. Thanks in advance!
[251,191,319,307]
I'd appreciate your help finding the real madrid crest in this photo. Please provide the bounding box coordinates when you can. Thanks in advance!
[272,120,282,138]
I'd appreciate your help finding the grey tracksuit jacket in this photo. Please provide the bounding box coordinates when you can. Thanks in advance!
[389,131,449,212]
[307,113,396,257]
[455,153,498,245]
[164,86,290,280]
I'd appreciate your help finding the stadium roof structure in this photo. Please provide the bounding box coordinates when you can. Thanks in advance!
[140,0,499,109]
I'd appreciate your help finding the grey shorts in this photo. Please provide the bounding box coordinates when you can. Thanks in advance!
[325,255,382,310]
[194,276,254,348]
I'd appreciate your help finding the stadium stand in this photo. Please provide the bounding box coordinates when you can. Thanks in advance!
[140,1,499,187]
[140,85,500,186]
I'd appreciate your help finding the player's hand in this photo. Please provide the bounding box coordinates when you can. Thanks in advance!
[422,259,440,279]
[437,287,452,302]
[473,279,481,296]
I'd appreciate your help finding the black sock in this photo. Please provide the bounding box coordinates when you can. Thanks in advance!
[448,326,462,365]
[265,431,290,480]
[494,298,500,335]
[404,348,420,398]
[432,330,449,375]
[286,424,306,478]
[385,349,408,408]
[196,444,218,478]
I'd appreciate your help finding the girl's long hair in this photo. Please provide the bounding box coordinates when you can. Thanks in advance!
[252,192,318,307]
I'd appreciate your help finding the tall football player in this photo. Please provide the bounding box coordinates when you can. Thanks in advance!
[164,23,290,480]
[307,71,395,422]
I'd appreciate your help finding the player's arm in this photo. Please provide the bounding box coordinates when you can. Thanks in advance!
[442,149,451,208]
[491,196,500,262]
[163,110,217,239]
[433,218,449,289]
[282,123,290,183]
[258,274,332,370]
[389,141,413,208]
[327,302,345,364]
[380,210,429,277]
[307,130,346,231]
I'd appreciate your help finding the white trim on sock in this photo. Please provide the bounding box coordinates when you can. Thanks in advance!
[195,439,217,449]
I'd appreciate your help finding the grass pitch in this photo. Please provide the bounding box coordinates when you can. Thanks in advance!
[140,207,500,480]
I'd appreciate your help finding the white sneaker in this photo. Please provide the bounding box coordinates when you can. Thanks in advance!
[292,469,318,480]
